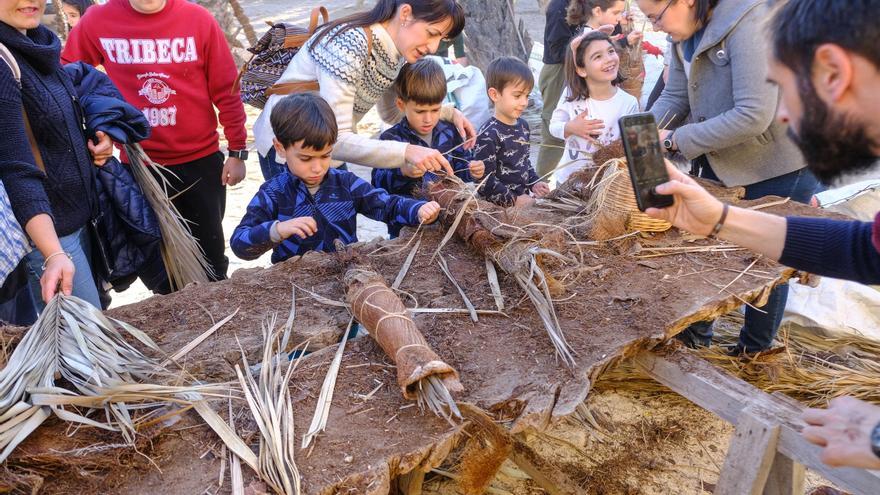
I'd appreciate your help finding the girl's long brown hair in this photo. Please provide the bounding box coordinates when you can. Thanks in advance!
[566,0,622,26]
[564,31,625,102]
[311,0,466,52]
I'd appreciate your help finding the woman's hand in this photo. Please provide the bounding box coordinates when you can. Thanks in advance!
[452,109,477,151]
[403,145,454,178]
[221,157,247,186]
[565,110,605,144]
[644,161,725,236]
[41,252,74,302]
[88,131,114,166]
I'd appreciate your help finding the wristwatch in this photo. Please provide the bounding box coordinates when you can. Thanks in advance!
[228,149,249,160]
[663,131,676,152]
[871,421,880,459]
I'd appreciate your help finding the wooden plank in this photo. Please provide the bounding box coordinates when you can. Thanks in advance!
[763,452,806,495]
[633,348,880,495]
[510,436,580,495]
[715,409,780,495]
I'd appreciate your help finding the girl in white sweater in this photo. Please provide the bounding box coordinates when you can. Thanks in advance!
[253,0,474,180]
[549,30,640,185]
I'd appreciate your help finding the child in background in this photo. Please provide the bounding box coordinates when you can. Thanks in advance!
[475,57,550,208]
[231,94,441,263]
[566,0,642,46]
[374,59,484,237]
[549,31,640,185]
[61,0,94,30]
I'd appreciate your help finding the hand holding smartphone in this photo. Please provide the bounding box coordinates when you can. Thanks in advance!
[619,113,675,211]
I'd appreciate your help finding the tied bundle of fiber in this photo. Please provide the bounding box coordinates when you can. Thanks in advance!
[344,266,464,422]
[428,177,577,368]
[617,28,645,101]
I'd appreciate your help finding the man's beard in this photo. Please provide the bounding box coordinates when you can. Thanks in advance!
[787,80,878,185]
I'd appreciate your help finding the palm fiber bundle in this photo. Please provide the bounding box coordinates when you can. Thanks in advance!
[344,266,463,421]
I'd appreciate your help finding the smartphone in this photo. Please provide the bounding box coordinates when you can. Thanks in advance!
[618,113,675,211]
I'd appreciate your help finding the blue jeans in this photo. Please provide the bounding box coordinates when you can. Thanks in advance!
[24,227,101,311]
[681,162,821,353]
[258,148,288,182]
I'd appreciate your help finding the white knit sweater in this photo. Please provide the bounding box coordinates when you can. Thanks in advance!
[253,23,408,168]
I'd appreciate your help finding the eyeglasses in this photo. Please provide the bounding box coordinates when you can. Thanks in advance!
[647,0,676,25]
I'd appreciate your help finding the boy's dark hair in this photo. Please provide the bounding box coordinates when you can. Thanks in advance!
[270,93,338,150]
[566,0,620,27]
[770,0,880,80]
[395,59,448,105]
[485,56,534,94]
[564,31,624,102]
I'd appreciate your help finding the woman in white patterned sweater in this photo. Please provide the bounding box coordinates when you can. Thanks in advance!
[253,0,473,180]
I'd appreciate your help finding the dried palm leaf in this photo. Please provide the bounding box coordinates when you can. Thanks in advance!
[234,315,304,494]
[301,318,353,449]
[124,144,213,289]
[437,254,478,323]
[0,294,172,461]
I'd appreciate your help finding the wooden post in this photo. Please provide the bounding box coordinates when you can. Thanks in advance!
[633,347,880,495]
[509,435,581,495]
[715,409,781,495]
[763,452,806,495]
[457,0,533,71]
[397,470,425,495]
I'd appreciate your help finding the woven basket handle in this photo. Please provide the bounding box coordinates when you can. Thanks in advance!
[308,6,329,35]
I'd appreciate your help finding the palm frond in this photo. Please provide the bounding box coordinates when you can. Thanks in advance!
[124,144,213,289]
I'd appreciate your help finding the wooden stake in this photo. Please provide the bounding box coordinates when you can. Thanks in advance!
[715,409,780,495]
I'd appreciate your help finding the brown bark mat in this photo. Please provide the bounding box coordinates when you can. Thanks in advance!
[0,197,831,494]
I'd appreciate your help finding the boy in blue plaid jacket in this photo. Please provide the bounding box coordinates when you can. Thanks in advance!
[231,94,441,264]
[373,59,484,236]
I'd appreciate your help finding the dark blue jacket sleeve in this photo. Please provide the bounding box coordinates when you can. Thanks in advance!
[475,130,515,206]
[779,216,880,285]
[350,175,425,226]
[230,186,280,260]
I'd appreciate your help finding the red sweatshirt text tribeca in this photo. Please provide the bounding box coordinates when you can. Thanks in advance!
[62,0,247,166]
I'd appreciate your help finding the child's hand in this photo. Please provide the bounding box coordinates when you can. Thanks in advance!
[468,160,485,180]
[514,194,536,208]
[279,216,318,239]
[627,30,643,46]
[565,111,605,144]
[531,182,550,198]
[418,201,441,224]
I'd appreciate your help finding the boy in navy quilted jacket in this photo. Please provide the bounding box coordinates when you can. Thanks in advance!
[231,94,441,263]
[373,59,484,236]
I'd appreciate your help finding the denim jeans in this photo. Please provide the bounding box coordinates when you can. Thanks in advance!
[680,161,822,353]
[258,148,288,182]
[24,227,101,311]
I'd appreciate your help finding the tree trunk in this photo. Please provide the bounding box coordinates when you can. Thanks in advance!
[196,0,249,66]
[458,0,533,72]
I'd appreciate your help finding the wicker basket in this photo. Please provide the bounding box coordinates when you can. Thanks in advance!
[605,161,672,233]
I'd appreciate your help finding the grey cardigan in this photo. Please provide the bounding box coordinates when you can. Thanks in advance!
[650,0,805,187]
